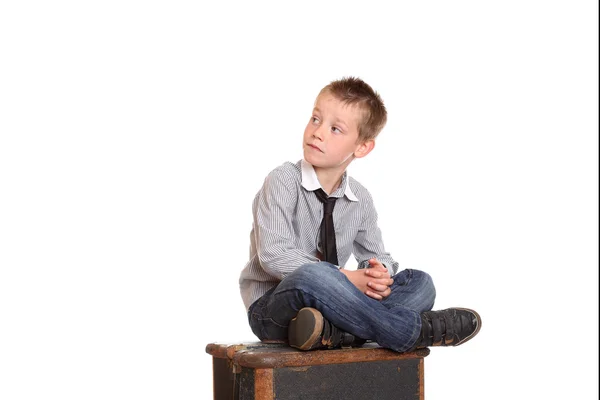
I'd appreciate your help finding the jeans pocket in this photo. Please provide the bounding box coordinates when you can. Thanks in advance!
[249,306,288,341]
[247,286,289,341]
[248,300,268,339]
[249,313,264,339]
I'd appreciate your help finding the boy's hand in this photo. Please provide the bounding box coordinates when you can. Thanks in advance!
[364,258,393,300]
[340,258,393,300]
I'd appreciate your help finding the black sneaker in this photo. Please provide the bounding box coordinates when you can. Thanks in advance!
[414,308,482,349]
[288,308,365,351]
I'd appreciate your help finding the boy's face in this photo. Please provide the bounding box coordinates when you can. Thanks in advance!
[303,92,372,171]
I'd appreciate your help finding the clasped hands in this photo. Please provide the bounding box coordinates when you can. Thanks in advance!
[340,258,393,300]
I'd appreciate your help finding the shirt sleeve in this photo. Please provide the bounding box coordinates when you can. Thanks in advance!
[352,191,399,275]
[254,167,321,280]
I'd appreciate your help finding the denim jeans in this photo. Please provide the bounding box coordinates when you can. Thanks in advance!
[248,262,436,353]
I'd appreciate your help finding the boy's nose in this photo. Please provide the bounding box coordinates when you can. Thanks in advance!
[312,126,325,141]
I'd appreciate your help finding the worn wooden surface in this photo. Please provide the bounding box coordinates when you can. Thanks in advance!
[206,342,429,400]
[253,369,273,400]
[206,342,429,368]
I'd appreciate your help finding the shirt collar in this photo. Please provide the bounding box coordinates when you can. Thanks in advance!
[300,159,359,202]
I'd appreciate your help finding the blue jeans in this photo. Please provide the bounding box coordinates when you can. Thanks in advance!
[248,262,436,353]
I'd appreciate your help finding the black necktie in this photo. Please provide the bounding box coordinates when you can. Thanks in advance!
[314,189,339,265]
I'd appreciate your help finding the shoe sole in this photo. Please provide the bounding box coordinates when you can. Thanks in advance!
[289,308,323,351]
[454,307,482,346]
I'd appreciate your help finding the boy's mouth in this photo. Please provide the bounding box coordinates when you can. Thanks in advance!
[307,144,323,153]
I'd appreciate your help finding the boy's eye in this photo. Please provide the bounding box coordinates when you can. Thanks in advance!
[331,126,342,134]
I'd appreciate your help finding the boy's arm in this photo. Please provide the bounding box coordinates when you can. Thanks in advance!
[254,168,321,280]
[352,192,399,275]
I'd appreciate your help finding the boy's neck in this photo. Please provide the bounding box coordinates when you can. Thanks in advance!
[314,165,347,195]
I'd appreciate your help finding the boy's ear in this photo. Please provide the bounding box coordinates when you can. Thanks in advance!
[354,139,375,159]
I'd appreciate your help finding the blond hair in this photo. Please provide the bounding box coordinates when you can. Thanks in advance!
[319,76,387,142]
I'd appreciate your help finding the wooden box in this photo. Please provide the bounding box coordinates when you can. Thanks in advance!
[206,342,429,400]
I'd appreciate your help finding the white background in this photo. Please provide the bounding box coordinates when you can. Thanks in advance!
[1,1,598,399]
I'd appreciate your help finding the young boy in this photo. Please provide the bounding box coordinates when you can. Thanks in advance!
[239,77,481,353]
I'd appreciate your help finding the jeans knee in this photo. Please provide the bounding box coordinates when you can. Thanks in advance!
[281,262,339,292]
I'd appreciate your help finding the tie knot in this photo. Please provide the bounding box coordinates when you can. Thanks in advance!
[323,198,335,214]
[315,189,336,215]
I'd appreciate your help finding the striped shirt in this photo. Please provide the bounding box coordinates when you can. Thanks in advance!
[239,159,399,310]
